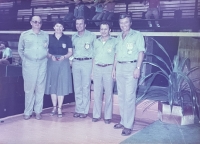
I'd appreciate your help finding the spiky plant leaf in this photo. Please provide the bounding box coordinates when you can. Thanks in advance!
[153,39,173,68]
[145,52,172,73]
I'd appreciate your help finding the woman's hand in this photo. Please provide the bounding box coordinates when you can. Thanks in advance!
[57,56,65,61]
[51,55,57,61]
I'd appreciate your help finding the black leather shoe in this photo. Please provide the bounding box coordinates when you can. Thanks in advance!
[79,114,87,118]
[104,119,111,124]
[114,123,124,129]
[92,118,100,122]
[121,128,132,136]
[73,113,80,118]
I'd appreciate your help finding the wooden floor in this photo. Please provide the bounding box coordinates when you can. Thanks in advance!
[0,97,158,144]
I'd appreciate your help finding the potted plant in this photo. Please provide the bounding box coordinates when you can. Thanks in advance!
[136,39,200,125]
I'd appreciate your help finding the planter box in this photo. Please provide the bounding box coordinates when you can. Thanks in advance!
[158,101,194,125]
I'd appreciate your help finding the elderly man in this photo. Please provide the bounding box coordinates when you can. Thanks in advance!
[18,16,49,120]
[112,14,145,136]
[92,21,116,124]
[72,17,95,118]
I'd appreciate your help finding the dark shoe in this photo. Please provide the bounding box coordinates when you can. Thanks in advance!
[121,128,132,136]
[92,118,100,122]
[57,107,63,118]
[23,115,31,120]
[50,106,57,116]
[114,123,124,129]
[73,113,80,118]
[79,114,87,118]
[35,113,42,120]
[104,119,111,124]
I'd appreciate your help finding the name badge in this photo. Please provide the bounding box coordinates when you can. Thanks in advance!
[62,43,66,49]
[85,42,90,49]
[127,50,133,55]
[126,42,133,50]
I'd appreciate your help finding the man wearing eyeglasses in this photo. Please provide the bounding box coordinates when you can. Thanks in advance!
[18,16,49,120]
[112,13,145,136]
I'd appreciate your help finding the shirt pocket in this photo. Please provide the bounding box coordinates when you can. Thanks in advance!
[84,39,92,50]
[24,38,33,48]
[106,44,114,54]
[39,39,48,48]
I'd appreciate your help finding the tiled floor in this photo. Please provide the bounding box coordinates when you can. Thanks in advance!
[0,101,157,144]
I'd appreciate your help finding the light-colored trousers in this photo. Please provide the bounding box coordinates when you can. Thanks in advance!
[22,59,47,116]
[72,59,92,114]
[93,64,113,119]
[145,8,159,24]
[116,62,138,129]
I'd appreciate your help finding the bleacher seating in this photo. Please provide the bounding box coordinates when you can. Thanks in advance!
[0,1,14,22]
[31,0,73,7]
[0,0,199,31]
[160,0,196,19]
[0,1,13,9]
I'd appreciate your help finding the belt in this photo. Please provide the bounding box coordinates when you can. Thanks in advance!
[74,58,92,61]
[118,60,137,64]
[96,64,112,67]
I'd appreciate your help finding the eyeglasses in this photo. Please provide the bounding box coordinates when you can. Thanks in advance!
[31,21,42,24]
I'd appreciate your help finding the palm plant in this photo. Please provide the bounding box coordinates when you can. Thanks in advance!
[136,39,200,118]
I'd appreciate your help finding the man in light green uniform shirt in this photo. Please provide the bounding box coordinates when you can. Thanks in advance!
[18,16,49,120]
[92,21,116,124]
[72,17,96,118]
[112,14,145,136]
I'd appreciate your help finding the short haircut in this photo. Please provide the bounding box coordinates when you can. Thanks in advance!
[53,19,65,28]
[100,21,111,29]
[31,15,42,21]
[75,16,87,24]
[119,12,132,22]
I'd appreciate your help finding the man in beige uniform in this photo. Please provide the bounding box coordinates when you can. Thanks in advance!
[18,16,49,120]
[92,21,116,124]
[112,14,145,136]
[72,17,95,118]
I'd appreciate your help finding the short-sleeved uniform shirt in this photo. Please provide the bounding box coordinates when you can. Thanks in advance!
[48,34,72,55]
[18,29,49,61]
[2,47,12,58]
[116,29,145,61]
[72,30,95,58]
[93,36,116,64]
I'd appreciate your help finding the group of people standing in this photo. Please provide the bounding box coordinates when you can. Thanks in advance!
[18,13,145,136]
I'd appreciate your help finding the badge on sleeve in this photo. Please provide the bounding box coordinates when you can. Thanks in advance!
[85,42,90,49]
[62,43,67,49]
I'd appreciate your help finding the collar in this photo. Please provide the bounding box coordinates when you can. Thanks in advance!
[29,29,43,35]
[119,29,136,38]
[53,33,64,39]
[74,29,88,37]
[97,35,112,41]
